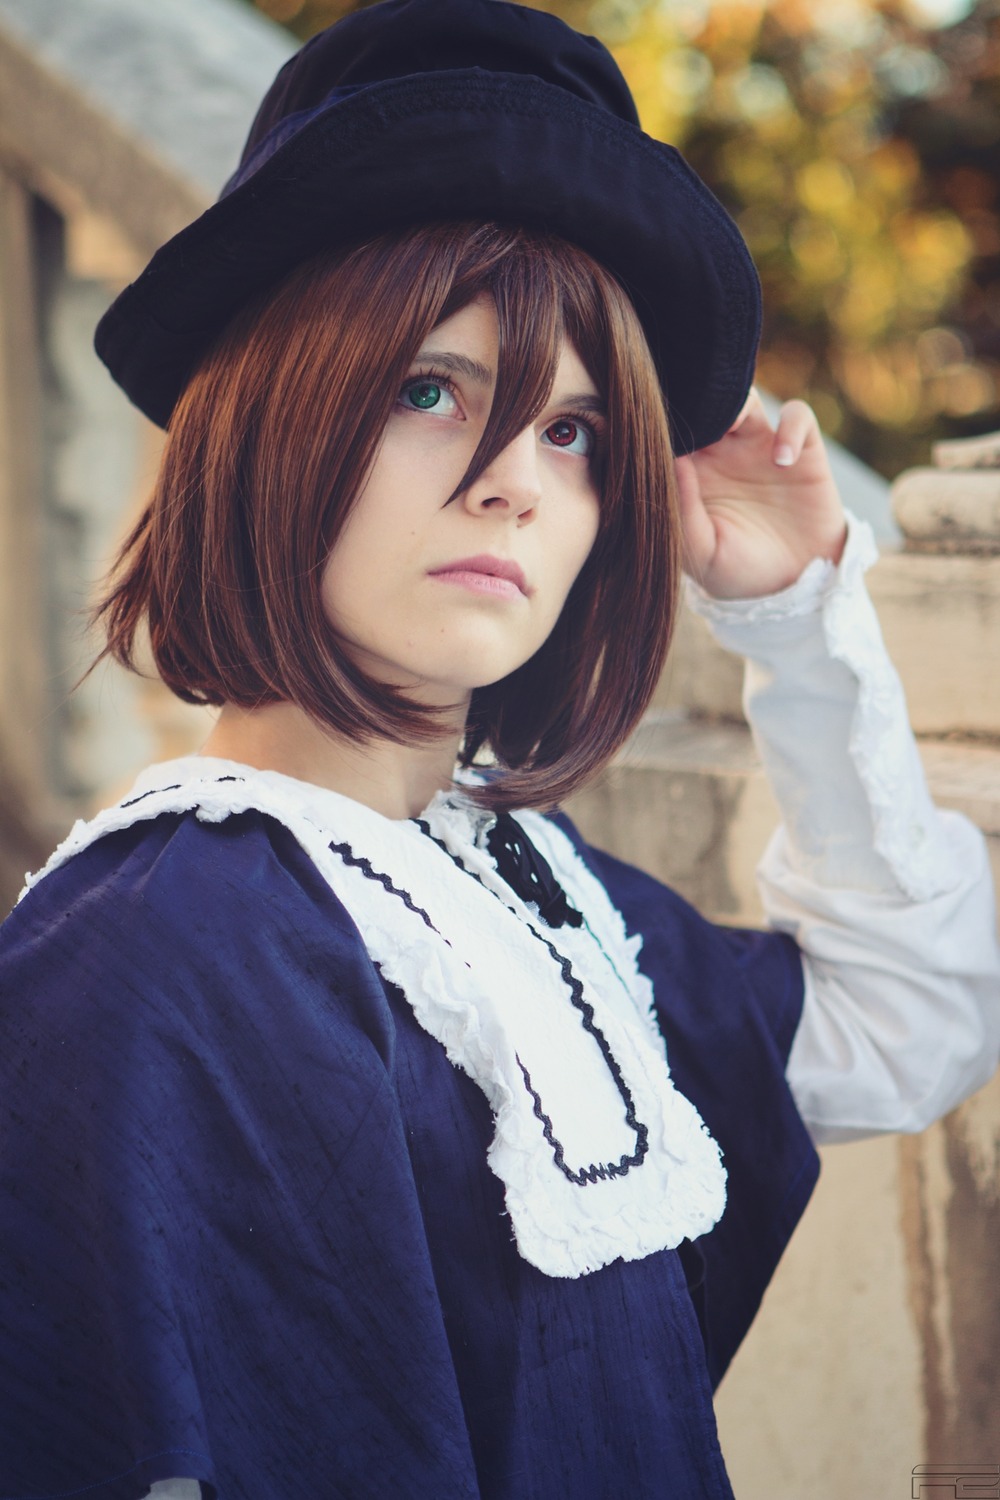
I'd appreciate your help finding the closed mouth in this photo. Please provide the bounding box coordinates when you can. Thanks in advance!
[428,555,529,596]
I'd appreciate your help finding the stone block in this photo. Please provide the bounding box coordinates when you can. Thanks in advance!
[0,171,75,914]
[565,712,777,924]
[0,0,293,196]
[653,602,745,721]
[933,429,1000,470]
[891,467,1000,554]
[716,1134,922,1498]
[869,551,1000,736]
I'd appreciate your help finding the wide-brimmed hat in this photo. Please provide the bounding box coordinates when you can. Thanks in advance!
[94,0,761,452]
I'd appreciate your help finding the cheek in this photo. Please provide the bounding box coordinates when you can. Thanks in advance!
[320,495,391,617]
[538,498,600,633]
[320,530,369,630]
[566,493,601,580]
[584,496,602,556]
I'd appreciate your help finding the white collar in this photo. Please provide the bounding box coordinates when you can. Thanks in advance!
[29,757,726,1278]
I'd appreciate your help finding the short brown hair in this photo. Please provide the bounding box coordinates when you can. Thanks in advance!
[98,222,680,812]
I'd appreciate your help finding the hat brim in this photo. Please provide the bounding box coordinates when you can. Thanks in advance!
[95,71,760,452]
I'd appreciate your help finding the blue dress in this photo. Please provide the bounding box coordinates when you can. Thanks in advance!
[0,803,815,1500]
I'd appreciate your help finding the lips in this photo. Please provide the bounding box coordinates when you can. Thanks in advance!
[428,554,529,597]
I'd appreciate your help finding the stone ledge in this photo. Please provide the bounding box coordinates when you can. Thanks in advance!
[653,604,745,720]
[891,467,1000,554]
[566,712,1000,924]
[872,552,1000,736]
[918,738,1000,838]
[565,712,779,923]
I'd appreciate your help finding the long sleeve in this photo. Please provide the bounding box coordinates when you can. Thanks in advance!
[687,512,1000,1143]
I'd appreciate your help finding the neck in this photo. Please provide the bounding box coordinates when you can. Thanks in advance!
[200,700,466,820]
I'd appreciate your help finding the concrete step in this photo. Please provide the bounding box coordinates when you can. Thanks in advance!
[565,711,1000,926]
[655,551,1000,738]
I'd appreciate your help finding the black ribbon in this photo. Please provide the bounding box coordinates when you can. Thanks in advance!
[485,814,583,929]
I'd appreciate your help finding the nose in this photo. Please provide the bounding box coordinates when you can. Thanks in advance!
[462,425,541,522]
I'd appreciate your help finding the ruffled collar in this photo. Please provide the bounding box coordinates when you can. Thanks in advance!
[27,757,726,1278]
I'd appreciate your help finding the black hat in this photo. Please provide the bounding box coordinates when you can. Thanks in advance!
[95,0,761,453]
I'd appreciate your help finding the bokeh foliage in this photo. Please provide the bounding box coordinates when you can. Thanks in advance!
[244,0,1000,476]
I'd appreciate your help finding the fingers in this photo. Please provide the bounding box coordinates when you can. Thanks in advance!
[691,386,832,495]
[723,389,822,467]
[772,398,820,467]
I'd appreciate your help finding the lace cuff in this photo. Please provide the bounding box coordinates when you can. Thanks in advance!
[686,512,959,902]
[684,526,871,628]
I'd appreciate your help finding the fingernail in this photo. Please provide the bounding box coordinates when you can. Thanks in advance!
[775,444,795,467]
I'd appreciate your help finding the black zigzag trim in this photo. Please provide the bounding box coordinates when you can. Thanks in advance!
[413,820,649,1187]
[517,1058,647,1186]
[327,841,444,939]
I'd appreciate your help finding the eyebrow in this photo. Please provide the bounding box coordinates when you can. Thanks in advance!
[411,349,495,386]
[559,393,607,420]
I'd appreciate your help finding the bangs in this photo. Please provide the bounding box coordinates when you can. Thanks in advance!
[431,230,640,532]
[437,239,567,507]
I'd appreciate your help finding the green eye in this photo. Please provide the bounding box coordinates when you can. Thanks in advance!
[408,381,443,410]
[398,375,460,418]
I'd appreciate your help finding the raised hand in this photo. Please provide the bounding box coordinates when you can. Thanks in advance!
[675,388,848,600]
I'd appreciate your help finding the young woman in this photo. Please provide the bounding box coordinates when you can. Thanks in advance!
[1,2,997,1498]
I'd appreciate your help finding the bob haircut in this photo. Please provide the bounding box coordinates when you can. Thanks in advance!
[98,221,680,812]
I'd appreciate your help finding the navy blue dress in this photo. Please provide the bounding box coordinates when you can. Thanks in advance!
[0,808,816,1499]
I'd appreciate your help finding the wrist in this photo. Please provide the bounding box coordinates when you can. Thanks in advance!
[685,511,876,635]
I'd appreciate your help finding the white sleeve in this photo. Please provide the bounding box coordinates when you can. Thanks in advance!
[143,1483,202,1500]
[687,511,1000,1144]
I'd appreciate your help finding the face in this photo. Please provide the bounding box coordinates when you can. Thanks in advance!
[321,297,603,710]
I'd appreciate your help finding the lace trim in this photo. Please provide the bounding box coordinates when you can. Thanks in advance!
[414,818,650,1185]
[24,759,726,1279]
[683,512,955,902]
[684,551,839,625]
[823,535,946,901]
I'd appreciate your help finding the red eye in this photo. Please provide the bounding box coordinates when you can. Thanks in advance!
[547,420,578,448]
[542,418,594,456]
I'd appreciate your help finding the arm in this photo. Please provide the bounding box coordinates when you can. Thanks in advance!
[678,397,1000,1142]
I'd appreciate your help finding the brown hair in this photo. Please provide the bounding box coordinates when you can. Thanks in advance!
[97,222,680,812]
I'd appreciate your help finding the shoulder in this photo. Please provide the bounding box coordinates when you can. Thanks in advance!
[1,808,393,1063]
[7,805,357,954]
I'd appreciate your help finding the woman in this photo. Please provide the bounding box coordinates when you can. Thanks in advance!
[1,2,997,1497]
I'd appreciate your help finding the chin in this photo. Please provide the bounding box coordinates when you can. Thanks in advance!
[395,664,519,707]
[350,634,540,702]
